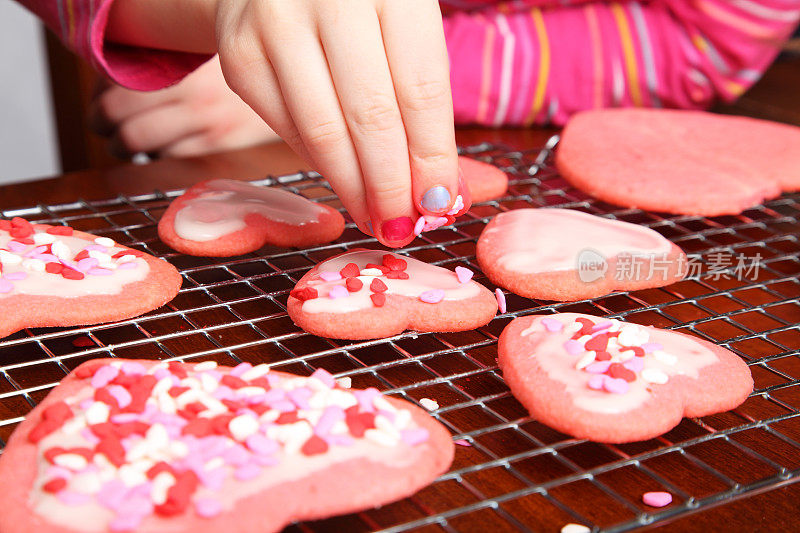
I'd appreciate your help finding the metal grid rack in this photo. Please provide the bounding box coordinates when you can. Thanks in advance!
[1,137,799,531]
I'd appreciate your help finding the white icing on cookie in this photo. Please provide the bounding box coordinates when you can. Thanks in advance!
[301,250,481,314]
[520,313,717,414]
[0,229,149,298]
[173,180,328,242]
[483,209,673,274]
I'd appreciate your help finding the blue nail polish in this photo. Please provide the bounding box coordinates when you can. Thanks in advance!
[365,221,374,236]
[421,186,451,212]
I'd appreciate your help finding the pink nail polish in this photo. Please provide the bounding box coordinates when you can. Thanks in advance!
[381,217,414,242]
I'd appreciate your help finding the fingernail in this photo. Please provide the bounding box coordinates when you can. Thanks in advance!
[420,185,451,213]
[381,217,414,242]
[364,221,374,236]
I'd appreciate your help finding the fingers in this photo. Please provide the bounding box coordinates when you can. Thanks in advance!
[379,0,459,217]
[107,104,206,157]
[316,2,417,246]
[216,23,313,165]
[255,4,373,237]
[89,85,177,137]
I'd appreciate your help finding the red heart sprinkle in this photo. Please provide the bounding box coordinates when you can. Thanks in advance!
[345,277,363,292]
[584,334,610,352]
[385,270,409,280]
[608,363,637,382]
[301,435,329,456]
[290,287,318,302]
[61,268,84,281]
[594,351,612,361]
[45,262,64,275]
[42,478,67,494]
[370,293,386,307]
[382,254,407,271]
[339,262,360,278]
[46,226,73,236]
[370,278,388,293]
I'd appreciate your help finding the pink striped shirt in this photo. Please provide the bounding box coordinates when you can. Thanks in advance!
[17,0,800,125]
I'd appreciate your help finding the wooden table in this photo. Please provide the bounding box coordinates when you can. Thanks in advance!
[1,56,799,532]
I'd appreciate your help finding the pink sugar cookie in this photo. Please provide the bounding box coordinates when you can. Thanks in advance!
[459,156,508,203]
[287,249,497,340]
[0,358,454,533]
[555,109,800,216]
[158,179,345,256]
[477,208,686,301]
[0,218,180,340]
[498,313,752,443]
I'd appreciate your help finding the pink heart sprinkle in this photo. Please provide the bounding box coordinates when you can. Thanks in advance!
[423,216,449,232]
[563,340,584,355]
[641,342,663,353]
[591,321,613,332]
[587,375,604,390]
[603,376,630,395]
[3,271,27,281]
[194,498,223,518]
[88,268,113,276]
[413,216,426,236]
[495,288,506,313]
[447,195,464,215]
[7,241,27,253]
[541,318,564,332]
[623,357,645,373]
[77,257,99,271]
[319,271,342,282]
[454,266,473,284]
[585,361,612,374]
[420,289,445,304]
[454,439,472,447]
[328,285,349,299]
[400,428,429,446]
[642,491,673,507]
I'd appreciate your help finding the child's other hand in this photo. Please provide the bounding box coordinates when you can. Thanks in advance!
[215,0,461,247]
[89,57,281,159]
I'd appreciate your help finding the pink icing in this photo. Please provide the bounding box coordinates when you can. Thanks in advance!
[0,229,148,298]
[482,208,674,274]
[172,180,328,242]
[517,313,718,414]
[301,250,482,314]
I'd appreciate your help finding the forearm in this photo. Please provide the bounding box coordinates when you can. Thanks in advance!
[445,1,800,126]
[105,0,218,54]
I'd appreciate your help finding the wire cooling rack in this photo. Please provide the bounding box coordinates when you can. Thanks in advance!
[1,137,799,532]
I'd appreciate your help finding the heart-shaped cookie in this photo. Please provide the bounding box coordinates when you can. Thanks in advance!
[288,249,498,340]
[0,218,181,339]
[158,179,345,256]
[459,156,508,203]
[477,208,686,301]
[556,109,800,215]
[498,313,752,443]
[0,359,454,532]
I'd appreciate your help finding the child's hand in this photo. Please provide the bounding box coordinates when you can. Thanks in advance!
[89,57,281,159]
[214,0,461,246]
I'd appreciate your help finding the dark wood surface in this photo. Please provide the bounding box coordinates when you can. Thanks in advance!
[2,55,799,532]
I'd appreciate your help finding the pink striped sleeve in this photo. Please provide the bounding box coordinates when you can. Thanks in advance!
[15,0,210,91]
[444,1,800,126]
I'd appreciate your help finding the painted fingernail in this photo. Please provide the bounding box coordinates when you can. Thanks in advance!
[363,221,374,236]
[420,185,451,213]
[381,217,414,242]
